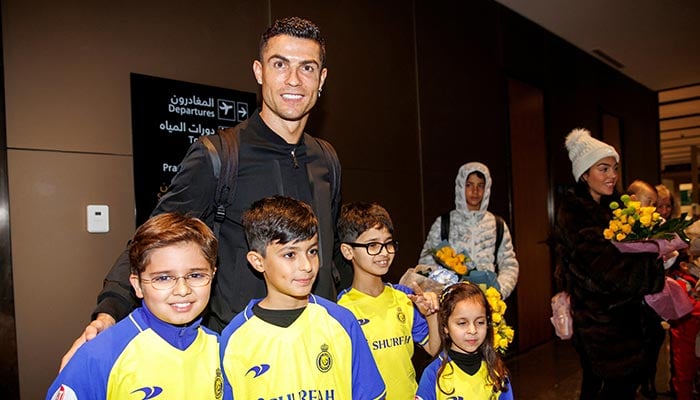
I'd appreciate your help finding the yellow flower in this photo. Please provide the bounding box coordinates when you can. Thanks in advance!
[503,326,515,339]
[480,287,514,354]
[492,312,502,324]
[640,206,656,215]
[434,245,468,275]
[604,229,614,239]
[485,287,501,299]
[639,214,652,226]
[616,232,627,241]
[452,264,467,275]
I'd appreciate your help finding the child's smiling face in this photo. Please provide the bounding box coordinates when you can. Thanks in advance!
[130,242,214,325]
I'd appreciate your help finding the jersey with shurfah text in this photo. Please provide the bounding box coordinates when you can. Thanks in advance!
[338,284,429,399]
[47,305,222,400]
[220,295,386,400]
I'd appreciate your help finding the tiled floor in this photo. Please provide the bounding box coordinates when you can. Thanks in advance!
[506,334,674,399]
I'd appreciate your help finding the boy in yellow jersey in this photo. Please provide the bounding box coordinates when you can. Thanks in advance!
[220,196,386,400]
[336,202,441,399]
[47,213,222,400]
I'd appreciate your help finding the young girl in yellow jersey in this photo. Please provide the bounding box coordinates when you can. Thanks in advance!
[416,282,513,400]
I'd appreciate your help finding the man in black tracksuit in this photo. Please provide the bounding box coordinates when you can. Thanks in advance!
[61,17,349,366]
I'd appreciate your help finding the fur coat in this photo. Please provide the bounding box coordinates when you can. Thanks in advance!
[554,184,665,378]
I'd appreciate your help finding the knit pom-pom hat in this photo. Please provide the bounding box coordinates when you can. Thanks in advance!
[565,128,619,181]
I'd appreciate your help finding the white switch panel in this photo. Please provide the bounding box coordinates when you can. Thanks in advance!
[87,205,110,233]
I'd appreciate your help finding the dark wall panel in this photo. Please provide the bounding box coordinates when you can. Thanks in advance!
[416,0,511,236]
[508,78,552,350]
[270,1,422,281]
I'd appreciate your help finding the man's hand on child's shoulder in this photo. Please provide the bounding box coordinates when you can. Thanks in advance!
[59,313,116,371]
[408,283,439,316]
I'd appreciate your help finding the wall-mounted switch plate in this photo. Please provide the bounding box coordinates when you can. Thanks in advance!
[87,205,109,233]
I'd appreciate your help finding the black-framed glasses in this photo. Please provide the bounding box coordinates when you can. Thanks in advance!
[345,240,399,256]
[140,272,213,290]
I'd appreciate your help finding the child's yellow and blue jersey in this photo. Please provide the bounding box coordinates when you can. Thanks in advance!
[47,304,222,400]
[415,353,513,400]
[220,294,386,400]
[337,283,428,399]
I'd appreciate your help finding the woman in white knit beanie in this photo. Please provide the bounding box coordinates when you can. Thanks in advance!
[565,128,619,202]
[553,128,665,400]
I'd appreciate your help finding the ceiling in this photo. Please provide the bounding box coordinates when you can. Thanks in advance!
[493,0,700,171]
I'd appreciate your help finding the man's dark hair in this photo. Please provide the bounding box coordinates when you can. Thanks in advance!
[259,16,326,67]
[337,202,394,243]
[242,195,318,255]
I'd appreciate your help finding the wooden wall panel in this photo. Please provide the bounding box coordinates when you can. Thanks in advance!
[508,78,552,350]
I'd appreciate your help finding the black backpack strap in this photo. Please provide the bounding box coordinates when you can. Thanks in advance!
[306,135,341,286]
[493,214,505,271]
[199,136,222,180]
[199,126,240,238]
[311,136,341,204]
[440,212,450,241]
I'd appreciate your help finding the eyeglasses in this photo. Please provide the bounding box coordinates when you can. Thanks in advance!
[140,272,213,290]
[345,240,399,256]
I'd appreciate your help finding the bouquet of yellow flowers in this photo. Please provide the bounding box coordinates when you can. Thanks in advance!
[432,243,470,275]
[484,286,515,353]
[603,194,694,255]
[399,274,514,353]
[603,194,661,242]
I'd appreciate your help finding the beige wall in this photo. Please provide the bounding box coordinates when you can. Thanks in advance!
[3,1,265,398]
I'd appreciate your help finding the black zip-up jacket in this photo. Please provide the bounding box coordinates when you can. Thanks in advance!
[94,111,346,332]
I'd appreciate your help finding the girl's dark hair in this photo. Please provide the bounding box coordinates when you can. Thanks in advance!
[436,282,509,394]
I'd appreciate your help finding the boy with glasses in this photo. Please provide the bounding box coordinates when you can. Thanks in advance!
[337,202,441,399]
[220,196,385,399]
[48,213,222,399]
